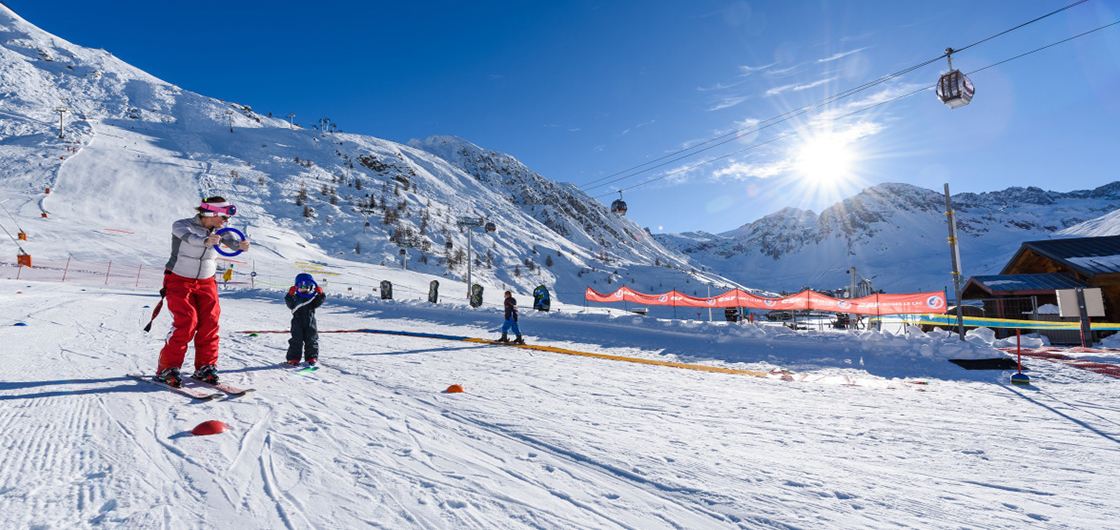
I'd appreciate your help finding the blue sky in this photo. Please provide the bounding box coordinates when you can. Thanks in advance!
[13,1,1120,234]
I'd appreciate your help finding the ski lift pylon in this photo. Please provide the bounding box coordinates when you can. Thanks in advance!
[610,190,628,216]
[936,48,974,109]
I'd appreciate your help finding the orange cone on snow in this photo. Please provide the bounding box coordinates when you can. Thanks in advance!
[191,420,229,436]
[445,384,464,393]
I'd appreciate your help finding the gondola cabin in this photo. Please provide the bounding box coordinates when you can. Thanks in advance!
[937,69,974,109]
[610,199,627,216]
[484,221,496,233]
[611,191,628,216]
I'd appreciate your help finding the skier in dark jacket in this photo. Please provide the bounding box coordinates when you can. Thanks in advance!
[285,273,326,366]
[497,290,524,344]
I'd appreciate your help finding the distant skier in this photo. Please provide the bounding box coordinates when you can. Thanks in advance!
[153,197,250,387]
[497,290,524,344]
[285,273,326,366]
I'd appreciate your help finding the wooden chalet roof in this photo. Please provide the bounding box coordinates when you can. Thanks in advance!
[1001,235,1120,277]
[963,273,1088,296]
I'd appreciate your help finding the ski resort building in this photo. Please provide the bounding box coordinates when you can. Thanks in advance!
[961,234,1120,343]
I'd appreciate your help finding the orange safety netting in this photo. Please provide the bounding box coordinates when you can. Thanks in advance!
[585,286,948,316]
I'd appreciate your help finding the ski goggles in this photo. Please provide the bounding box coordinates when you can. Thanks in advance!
[200,201,237,217]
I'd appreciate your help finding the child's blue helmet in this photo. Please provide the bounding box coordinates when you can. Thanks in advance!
[294,273,316,288]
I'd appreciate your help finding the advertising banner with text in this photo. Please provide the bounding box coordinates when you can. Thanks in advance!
[585,287,947,316]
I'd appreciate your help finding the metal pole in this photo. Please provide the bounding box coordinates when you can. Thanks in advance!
[55,107,69,138]
[466,228,473,300]
[944,184,965,340]
[849,267,857,299]
[1076,287,1092,347]
[707,284,712,321]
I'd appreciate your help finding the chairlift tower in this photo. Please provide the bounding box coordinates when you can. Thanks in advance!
[54,106,69,138]
[944,184,966,340]
[287,113,295,129]
[456,217,495,301]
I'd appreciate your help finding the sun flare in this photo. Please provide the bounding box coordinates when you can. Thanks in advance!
[794,133,856,183]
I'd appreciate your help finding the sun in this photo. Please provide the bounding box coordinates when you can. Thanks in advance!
[794,133,856,183]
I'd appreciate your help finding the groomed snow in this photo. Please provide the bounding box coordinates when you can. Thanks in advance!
[2,279,1119,529]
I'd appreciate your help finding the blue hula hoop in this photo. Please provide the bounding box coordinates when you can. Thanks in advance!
[214,227,245,257]
[295,279,319,298]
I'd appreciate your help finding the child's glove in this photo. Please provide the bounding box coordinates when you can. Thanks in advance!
[315,287,324,294]
[288,286,298,295]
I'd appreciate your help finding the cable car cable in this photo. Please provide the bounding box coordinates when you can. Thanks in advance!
[580,0,1094,193]
[593,15,1120,200]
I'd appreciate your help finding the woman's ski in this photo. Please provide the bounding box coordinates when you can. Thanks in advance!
[188,375,254,396]
[127,373,223,400]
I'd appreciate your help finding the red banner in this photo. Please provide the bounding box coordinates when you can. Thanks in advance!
[585,287,947,316]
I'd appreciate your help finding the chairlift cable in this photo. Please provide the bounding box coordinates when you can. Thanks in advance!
[595,17,1120,199]
[593,85,927,198]
[948,0,1090,56]
[582,0,1095,193]
[0,200,25,233]
[0,218,29,255]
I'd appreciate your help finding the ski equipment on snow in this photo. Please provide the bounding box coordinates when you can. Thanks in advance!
[189,374,254,396]
[127,373,223,400]
[142,285,168,332]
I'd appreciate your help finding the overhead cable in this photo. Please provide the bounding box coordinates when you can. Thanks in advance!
[582,0,1095,193]
[595,16,1120,199]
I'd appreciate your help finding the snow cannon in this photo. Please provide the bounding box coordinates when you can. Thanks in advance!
[1010,373,1031,386]
[191,420,229,436]
[294,273,318,298]
[445,384,464,393]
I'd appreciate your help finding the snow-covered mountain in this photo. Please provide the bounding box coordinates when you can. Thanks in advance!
[656,182,1120,294]
[4,2,1118,305]
[0,5,724,304]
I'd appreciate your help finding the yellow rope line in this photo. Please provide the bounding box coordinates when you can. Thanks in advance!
[462,338,769,377]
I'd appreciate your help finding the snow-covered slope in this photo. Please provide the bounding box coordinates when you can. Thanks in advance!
[6,280,1120,529]
[0,5,715,306]
[1055,201,1120,237]
[656,182,1120,294]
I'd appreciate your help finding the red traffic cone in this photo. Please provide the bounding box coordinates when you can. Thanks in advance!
[191,420,229,435]
[445,384,464,393]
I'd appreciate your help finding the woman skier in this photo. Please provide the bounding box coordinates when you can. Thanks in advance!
[153,197,250,387]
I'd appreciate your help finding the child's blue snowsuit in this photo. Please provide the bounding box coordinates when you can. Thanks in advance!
[285,279,326,362]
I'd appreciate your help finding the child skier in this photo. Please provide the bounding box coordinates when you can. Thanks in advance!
[497,290,524,344]
[285,273,326,366]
